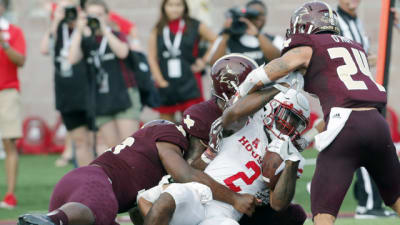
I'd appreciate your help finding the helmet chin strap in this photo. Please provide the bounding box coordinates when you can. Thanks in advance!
[222,93,229,102]
[263,126,273,144]
[212,93,227,102]
[230,81,240,93]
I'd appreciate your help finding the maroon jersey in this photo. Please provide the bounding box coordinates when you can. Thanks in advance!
[182,97,222,143]
[281,34,387,120]
[91,124,189,212]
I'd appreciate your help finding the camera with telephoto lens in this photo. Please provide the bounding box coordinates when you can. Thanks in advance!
[87,16,100,32]
[226,7,260,36]
[64,6,77,22]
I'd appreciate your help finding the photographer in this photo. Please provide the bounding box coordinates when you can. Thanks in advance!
[69,0,142,149]
[210,0,280,66]
[40,0,95,167]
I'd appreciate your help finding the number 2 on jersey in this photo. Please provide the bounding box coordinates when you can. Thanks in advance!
[223,161,261,192]
[327,47,385,92]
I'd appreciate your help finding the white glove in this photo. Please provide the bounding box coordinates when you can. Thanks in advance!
[293,137,310,152]
[275,73,304,92]
[268,135,304,162]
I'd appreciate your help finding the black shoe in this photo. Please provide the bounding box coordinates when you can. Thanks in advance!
[355,208,397,219]
[18,214,55,225]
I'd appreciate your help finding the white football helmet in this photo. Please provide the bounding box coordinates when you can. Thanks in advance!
[263,89,310,141]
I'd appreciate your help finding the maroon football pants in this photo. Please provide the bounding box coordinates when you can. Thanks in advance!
[311,109,400,218]
[49,166,119,225]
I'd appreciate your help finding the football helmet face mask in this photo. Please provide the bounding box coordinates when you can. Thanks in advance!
[211,54,258,102]
[286,1,340,38]
[263,89,310,141]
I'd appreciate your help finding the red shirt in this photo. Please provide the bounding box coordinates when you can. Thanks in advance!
[0,22,26,91]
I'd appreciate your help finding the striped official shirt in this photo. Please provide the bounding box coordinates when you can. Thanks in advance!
[337,6,370,53]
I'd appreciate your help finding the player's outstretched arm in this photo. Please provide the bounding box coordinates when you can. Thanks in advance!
[269,161,299,212]
[157,142,259,216]
[221,87,280,131]
[238,46,312,96]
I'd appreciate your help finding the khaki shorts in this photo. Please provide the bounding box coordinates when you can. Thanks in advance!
[96,87,142,128]
[0,89,22,139]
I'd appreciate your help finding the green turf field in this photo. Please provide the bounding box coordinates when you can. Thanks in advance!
[0,151,398,224]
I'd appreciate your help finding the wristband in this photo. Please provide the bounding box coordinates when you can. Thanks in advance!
[238,66,271,96]
[201,148,217,164]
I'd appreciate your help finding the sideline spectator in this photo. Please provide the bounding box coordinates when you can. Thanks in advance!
[0,0,26,209]
[210,0,280,66]
[69,0,142,149]
[40,0,95,167]
[43,0,142,50]
[148,0,216,123]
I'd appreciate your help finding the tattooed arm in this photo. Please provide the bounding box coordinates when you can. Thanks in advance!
[269,161,299,212]
[238,46,313,96]
[221,87,281,132]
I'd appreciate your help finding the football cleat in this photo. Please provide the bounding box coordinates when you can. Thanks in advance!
[355,207,397,219]
[18,214,55,225]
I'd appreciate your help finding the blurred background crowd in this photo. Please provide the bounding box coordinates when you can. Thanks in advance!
[0,0,400,219]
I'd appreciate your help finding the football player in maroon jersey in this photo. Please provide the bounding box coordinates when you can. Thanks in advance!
[181,53,307,225]
[182,53,264,170]
[17,120,259,225]
[236,1,400,224]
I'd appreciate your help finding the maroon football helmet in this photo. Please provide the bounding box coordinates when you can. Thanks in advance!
[211,54,258,102]
[286,1,340,38]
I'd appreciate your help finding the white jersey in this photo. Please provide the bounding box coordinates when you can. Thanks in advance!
[203,108,271,221]
[205,108,269,196]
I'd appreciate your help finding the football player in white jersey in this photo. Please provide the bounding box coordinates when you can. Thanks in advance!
[138,87,310,225]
